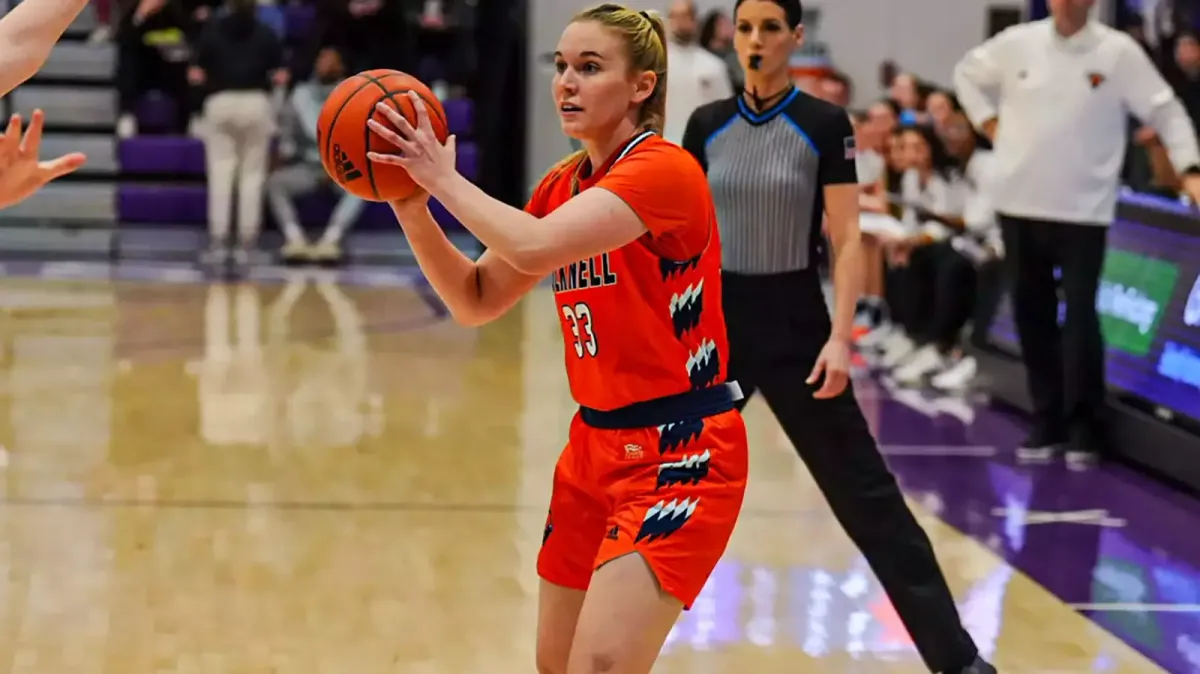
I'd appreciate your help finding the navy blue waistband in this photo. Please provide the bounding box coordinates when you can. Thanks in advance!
[579,382,744,430]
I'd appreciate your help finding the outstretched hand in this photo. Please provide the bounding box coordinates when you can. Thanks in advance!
[0,110,86,209]
[366,91,458,195]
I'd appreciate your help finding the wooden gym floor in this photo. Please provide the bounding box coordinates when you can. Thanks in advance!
[0,270,1166,673]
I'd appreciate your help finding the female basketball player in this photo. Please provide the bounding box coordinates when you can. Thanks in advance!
[679,1,994,673]
[366,4,748,673]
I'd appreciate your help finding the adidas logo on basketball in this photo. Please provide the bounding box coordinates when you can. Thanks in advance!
[332,144,362,182]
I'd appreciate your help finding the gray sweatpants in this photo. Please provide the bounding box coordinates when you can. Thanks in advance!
[265,162,366,246]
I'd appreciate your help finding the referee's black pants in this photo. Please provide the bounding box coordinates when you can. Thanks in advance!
[721,268,979,673]
[998,214,1108,445]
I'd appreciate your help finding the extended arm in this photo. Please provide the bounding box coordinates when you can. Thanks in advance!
[392,204,544,327]
[430,174,649,276]
[0,0,92,97]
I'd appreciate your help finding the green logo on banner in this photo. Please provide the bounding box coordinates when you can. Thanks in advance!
[1096,249,1180,356]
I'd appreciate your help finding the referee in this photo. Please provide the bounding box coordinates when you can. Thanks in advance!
[682,2,994,674]
[954,0,1200,467]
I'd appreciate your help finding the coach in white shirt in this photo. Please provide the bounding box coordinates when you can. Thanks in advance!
[953,0,1200,467]
[663,0,733,145]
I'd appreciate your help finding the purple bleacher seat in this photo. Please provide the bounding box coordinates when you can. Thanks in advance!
[118,184,207,224]
[455,141,477,180]
[443,98,473,137]
[135,93,178,134]
[119,137,206,175]
[284,2,316,42]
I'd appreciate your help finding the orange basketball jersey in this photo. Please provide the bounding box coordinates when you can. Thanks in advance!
[525,132,730,411]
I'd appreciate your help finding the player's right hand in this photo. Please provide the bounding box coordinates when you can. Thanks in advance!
[0,110,86,210]
[387,189,431,222]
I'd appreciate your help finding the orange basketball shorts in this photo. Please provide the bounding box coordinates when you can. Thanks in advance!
[536,408,749,608]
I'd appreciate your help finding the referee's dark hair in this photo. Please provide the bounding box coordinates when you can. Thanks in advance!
[733,0,803,28]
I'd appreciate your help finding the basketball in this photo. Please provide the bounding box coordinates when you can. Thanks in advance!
[316,69,448,202]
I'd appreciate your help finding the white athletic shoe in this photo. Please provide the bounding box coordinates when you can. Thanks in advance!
[878,332,917,370]
[930,356,978,391]
[892,345,945,385]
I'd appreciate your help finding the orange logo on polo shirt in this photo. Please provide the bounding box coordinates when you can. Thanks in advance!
[1088,72,1106,88]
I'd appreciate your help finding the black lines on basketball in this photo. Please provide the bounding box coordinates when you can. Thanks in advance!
[319,69,448,202]
[362,71,448,134]
[323,77,376,176]
[360,73,407,201]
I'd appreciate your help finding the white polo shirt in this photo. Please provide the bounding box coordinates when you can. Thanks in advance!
[664,42,733,146]
[953,19,1200,224]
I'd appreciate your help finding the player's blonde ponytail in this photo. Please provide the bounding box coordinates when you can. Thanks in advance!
[633,9,669,134]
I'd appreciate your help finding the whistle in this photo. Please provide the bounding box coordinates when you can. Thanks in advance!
[748,54,763,70]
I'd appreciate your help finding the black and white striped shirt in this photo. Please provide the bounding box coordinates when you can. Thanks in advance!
[682,88,858,274]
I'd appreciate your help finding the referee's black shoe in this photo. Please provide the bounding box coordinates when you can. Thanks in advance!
[951,655,997,674]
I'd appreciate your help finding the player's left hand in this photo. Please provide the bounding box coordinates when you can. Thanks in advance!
[1182,173,1200,209]
[807,337,851,399]
[0,110,86,210]
[366,92,458,194]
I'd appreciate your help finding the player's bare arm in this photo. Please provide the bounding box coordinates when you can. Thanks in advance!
[389,201,543,327]
[0,0,92,97]
[369,94,650,277]
[433,177,649,276]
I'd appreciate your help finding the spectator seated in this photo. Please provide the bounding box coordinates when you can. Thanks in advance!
[116,98,478,230]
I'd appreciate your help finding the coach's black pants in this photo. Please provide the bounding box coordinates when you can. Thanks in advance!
[721,268,979,673]
[998,214,1108,444]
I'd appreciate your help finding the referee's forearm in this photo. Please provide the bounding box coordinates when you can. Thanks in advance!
[828,234,863,343]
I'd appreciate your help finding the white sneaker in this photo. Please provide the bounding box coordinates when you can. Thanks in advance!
[87,25,112,44]
[878,332,916,369]
[892,345,945,385]
[857,322,895,351]
[931,356,978,391]
[116,113,138,139]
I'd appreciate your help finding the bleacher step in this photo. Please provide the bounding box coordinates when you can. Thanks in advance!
[11,85,115,128]
[41,133,117,176]
[34,42,115,83]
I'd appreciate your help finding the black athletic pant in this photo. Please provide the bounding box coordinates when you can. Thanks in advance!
[887,243,978,350]
[998,214,1108,444]
[969,258,1006,349]
[721,268,979,673]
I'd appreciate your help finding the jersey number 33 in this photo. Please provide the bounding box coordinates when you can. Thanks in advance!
[561,302,598,358]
